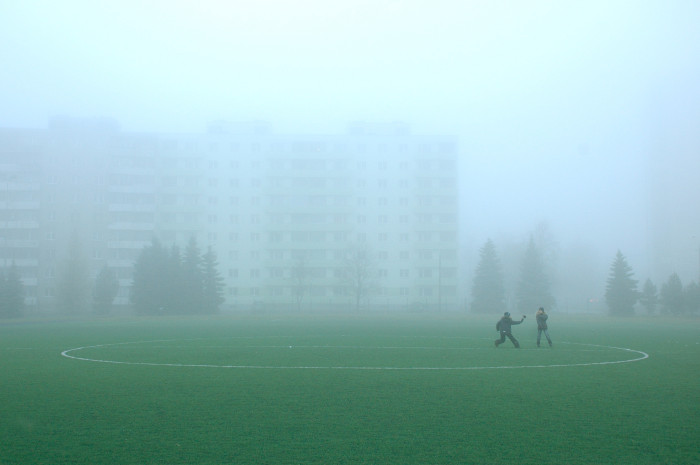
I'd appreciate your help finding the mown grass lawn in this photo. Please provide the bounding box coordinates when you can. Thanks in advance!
[1,314,698,464]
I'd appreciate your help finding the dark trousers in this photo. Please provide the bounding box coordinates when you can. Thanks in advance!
[495,331,520,348]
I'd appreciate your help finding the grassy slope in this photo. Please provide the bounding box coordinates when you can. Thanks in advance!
[0,314,698,465]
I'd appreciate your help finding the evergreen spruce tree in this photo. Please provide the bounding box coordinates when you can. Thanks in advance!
[56,232,90,314]
[92,266,119,315]
[604,250,638,316]
[470,239,506,314]
[201,246,225,314]
[639,278,658,315]
[516,236,555,313]
[684,281,700,316]
[1,263,24,318]
[165,244,185,314]
[131,238,170,315]
[660,272,683,315]
[182,236,204,314]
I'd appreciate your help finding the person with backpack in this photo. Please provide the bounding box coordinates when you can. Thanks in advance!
[494,312,526,348]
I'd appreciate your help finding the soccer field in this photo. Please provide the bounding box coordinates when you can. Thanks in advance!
[1,314,698,464]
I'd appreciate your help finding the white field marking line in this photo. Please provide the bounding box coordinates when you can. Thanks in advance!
[60,339,649,370]
[99,344,512,351]
[81,342,611,353]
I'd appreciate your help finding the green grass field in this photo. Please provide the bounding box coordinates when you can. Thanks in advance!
[1,314,698,465]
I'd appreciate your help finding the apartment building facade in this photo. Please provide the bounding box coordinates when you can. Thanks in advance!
[0,118,460,314]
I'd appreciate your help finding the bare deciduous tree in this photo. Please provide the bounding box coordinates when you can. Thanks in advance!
[341,244,379,312]
[290,253,309,312]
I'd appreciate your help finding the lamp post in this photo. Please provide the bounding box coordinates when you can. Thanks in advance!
[1,175,6,272]
[437,253,442,312]
[694,236,700,284]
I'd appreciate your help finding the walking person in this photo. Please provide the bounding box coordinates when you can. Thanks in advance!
[494,312,526,348]
[536,307,552,347]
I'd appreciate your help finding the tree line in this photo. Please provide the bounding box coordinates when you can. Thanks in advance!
[470,238,700,316]
[2,232,698,318]
[0,235,225,318]
[130,237,224,315]
[470,237,555,315]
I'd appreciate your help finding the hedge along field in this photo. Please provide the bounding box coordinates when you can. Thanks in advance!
[1,314,698,465]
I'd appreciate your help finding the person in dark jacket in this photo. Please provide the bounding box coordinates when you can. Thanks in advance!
[494,312,526,348]
[536,307,552,347]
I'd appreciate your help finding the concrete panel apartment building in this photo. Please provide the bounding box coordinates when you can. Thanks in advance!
[0,118,460,314]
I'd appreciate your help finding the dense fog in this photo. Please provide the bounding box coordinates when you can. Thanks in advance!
[1,1,699,312]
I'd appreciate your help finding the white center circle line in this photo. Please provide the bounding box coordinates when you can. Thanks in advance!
[60,338,649,370]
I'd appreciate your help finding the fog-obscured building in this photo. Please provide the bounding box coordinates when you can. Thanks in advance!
[0,118,460,314]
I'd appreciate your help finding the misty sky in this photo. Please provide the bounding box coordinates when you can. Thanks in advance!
[2,1,700,282]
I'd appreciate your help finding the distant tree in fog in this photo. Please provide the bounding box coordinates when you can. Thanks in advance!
[342,244,379,312]
[56,232,90,314]
[131,237,223,315]
[131,238,170,315]
[684,281,700,315]
[181,237,204,314]
[660,272,684,315]
[165,244,184,314]
[516,236,555,313]
[290,253,309,312]
[605,250,638,316]
[639,279,658,315]
[0,263,24,318]
[201,246,224,314]
[532,221,559,271]
[92,266,119,315]
[470,239,506,314]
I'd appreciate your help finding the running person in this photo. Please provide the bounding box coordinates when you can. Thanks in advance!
[536,307,553,347]
[494,312,526,348]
